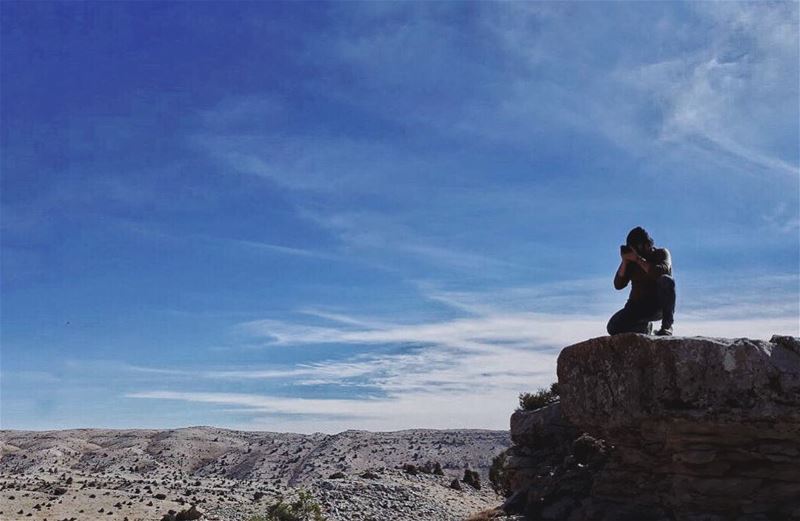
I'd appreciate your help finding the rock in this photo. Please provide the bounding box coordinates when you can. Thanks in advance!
[571,434,606,466]
[500,489,526,514]
[504,333,800,520]
[450,479,462,491]
[558,334,800,430]
[510,402,577,447]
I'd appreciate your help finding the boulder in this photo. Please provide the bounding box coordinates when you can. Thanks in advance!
[504,333,800,521]
[557,333,800,431]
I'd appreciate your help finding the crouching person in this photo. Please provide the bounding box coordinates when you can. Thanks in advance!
[607,226,675,336]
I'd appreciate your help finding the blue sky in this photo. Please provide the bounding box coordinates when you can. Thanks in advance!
[1,1,798,433]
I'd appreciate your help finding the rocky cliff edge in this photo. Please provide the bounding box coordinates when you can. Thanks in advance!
[503,333,800,521]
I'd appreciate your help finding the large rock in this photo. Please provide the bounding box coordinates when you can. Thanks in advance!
[560,333,800,520]
[504,333,800,521]
[503,403,590,517]
[558,334,800,431]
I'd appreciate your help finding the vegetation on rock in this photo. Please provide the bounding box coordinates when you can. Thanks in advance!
[517,382,559,411]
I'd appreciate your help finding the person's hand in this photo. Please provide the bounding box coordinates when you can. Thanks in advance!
[623,250,639,262]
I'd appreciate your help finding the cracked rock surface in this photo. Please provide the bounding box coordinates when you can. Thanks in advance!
[503,333,800,521]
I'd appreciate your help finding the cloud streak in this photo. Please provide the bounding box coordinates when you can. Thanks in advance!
[124,271,798,432]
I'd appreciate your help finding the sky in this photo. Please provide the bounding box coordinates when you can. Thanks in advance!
[1,1,798,433]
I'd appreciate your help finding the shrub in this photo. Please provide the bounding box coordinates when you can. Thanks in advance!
[488,449,509,496]
[176,506,203,521]
[518,382,559,411]
[411,460,445,475]
[462,469,481,490]
[248,489,326,521]
[403,464,418,475]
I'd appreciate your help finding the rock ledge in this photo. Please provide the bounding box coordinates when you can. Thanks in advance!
[505,333,800,521]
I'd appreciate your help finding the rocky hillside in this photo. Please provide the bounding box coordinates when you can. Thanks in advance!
[500,333,800,521]
[0,427,511,521]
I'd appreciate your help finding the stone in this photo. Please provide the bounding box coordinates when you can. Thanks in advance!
[510,402,577,447]
[503,334,800,520]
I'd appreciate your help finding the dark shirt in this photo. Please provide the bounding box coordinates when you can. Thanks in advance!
[614,247,672,303]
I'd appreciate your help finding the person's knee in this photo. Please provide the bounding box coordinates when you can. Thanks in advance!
[607,315,622,335]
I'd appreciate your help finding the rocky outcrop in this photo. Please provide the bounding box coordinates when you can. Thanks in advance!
[504,333,800,521]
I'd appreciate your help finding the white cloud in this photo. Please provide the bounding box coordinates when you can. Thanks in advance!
[761,203,800,235]
[126,387,531,433]
[620,3,799,177]
[240,310,605,352]
[123,271,798,432]
[126,306,797,434]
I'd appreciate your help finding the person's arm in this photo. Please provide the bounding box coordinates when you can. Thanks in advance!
[632,248,671,276]
[614,259,629,289]
[652,248,671,276]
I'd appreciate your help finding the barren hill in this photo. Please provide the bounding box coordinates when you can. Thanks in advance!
[0,426,511,521]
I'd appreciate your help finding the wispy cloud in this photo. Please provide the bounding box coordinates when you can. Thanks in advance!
[123,271,798,432]
[239,310,604,352]
[761,203,800,235]
[119,219,345,262]
[620,3,798,177]
[297,209,526,276]
[125,387,533,433]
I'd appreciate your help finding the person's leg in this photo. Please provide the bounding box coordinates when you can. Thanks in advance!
[607,301,656,335]
[607,307,631,335]
[657,274,676,329]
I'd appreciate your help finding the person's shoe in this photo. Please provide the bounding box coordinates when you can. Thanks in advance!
[655,325,673,336]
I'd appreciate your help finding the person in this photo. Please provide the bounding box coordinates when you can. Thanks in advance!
[607,226,675,336]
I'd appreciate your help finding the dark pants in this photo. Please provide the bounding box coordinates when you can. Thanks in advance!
[607,274,675,335]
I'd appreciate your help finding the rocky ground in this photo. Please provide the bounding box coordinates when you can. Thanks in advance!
[0,426,512,521]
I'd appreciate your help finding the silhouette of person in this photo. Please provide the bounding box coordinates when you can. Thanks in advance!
[607,226,675,336]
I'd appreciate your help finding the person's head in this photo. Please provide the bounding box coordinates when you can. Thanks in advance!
[626,226,654,255]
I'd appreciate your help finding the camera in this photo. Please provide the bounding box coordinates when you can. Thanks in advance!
[620,244,633,254]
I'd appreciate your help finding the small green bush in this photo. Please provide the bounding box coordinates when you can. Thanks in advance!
[247,489,326,521]
[518,382,559,411]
